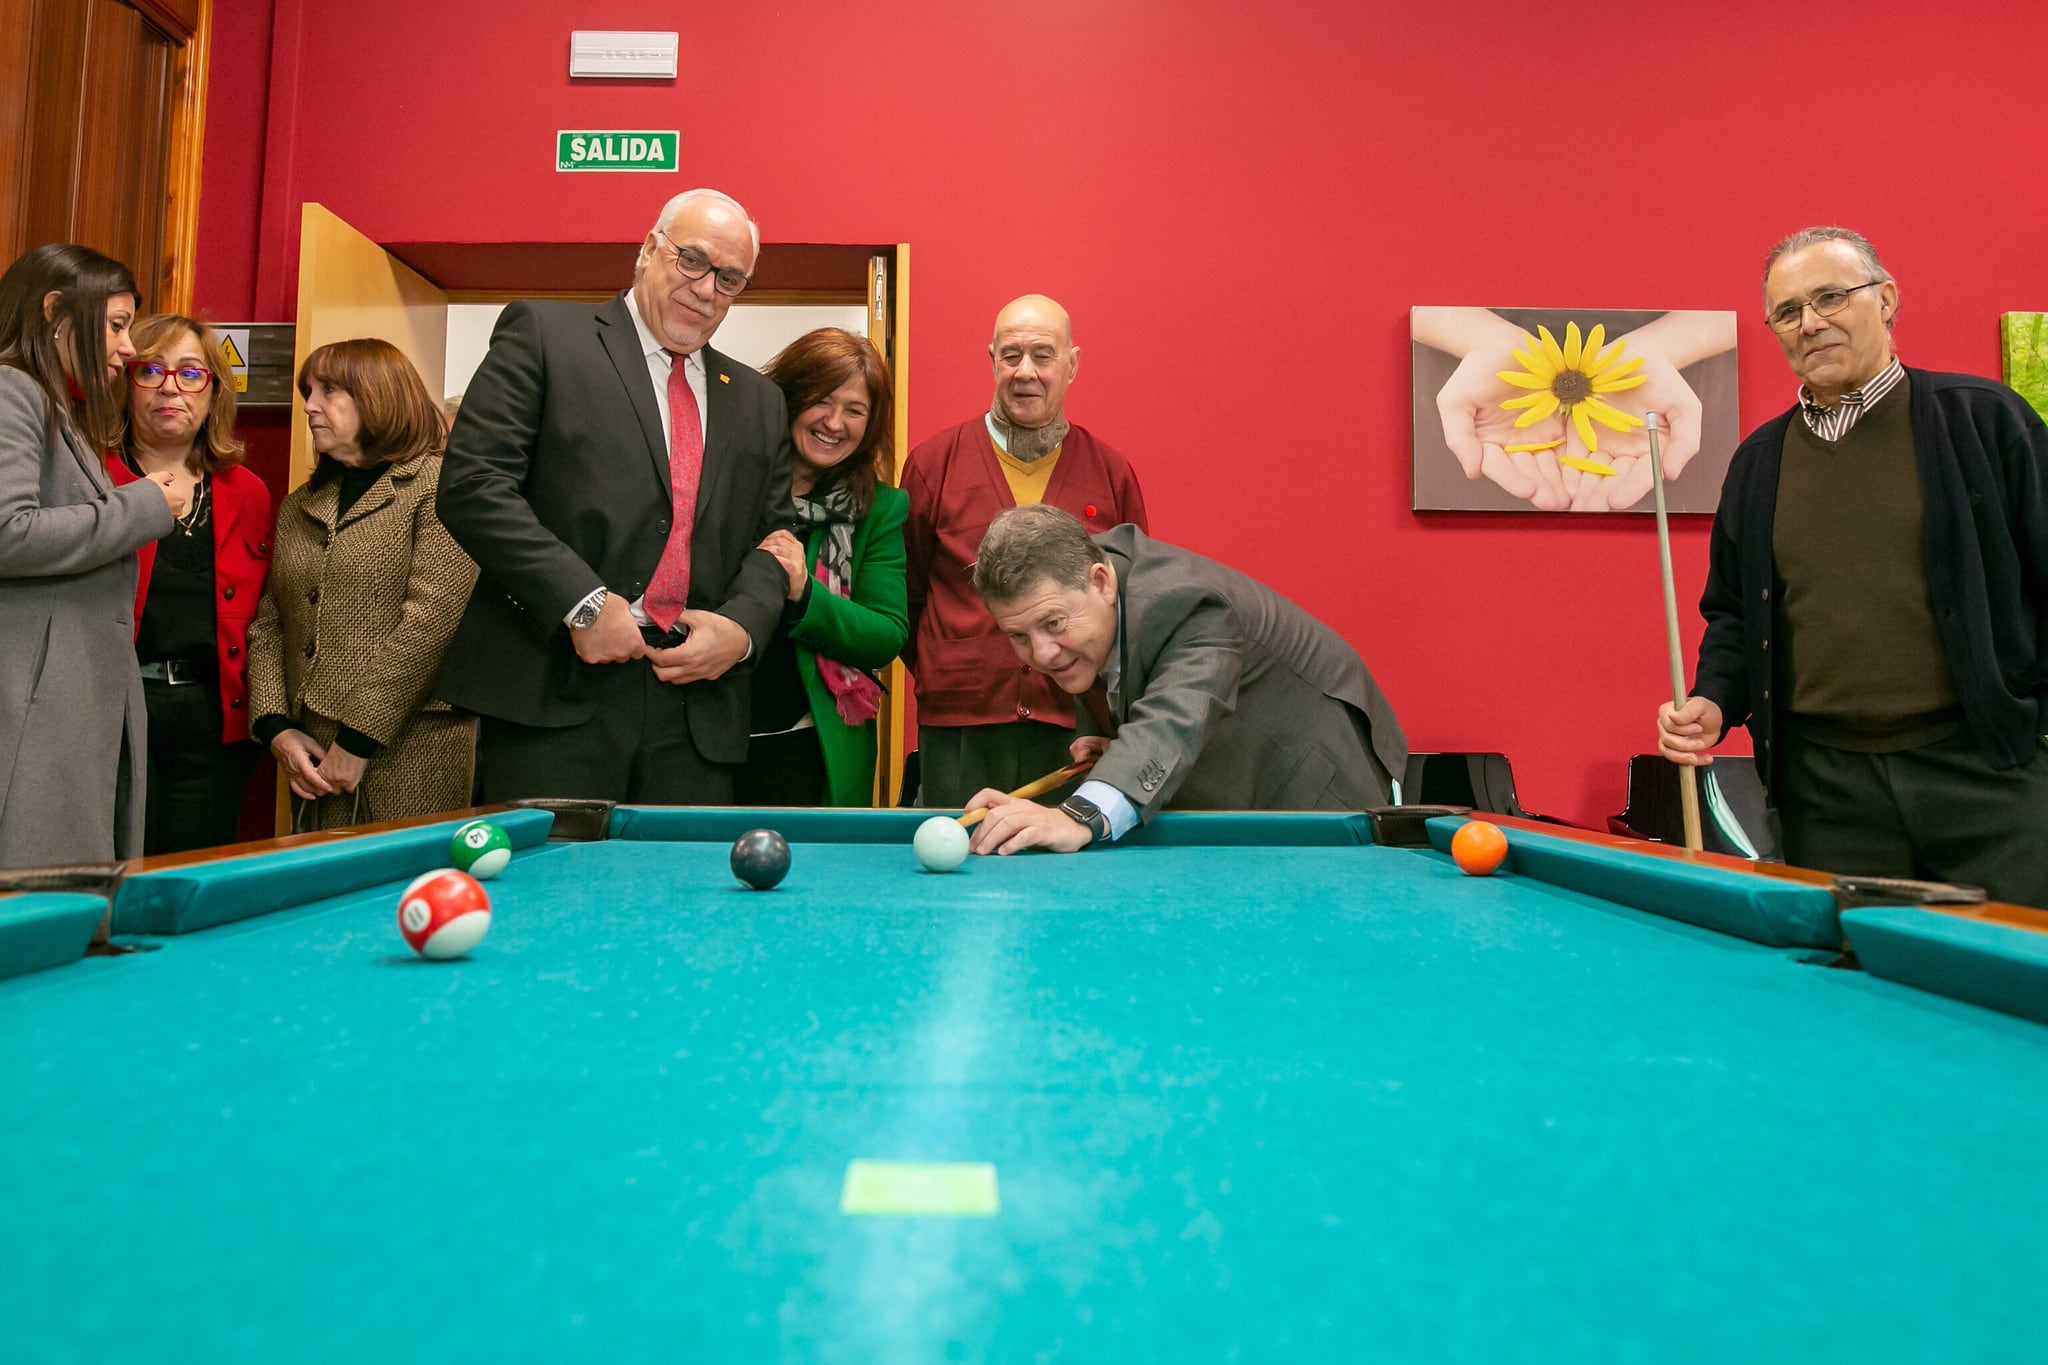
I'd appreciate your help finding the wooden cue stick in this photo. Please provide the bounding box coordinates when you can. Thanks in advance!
[1646,412,1705,853]
[957,759,1096,831]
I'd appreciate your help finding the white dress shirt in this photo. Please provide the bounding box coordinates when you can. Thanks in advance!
[564,297,711,627]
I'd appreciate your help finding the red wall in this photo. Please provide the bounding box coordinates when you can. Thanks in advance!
[191,0,2048,825]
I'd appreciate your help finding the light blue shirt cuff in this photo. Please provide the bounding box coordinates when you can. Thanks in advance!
[1074,779,1140,843]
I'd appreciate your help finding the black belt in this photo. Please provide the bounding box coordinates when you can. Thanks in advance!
[639,623,690,648]
[138,658,214,686]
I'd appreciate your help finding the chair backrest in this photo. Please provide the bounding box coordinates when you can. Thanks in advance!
[1611,754,1781,861]
[1401,752,1525,816]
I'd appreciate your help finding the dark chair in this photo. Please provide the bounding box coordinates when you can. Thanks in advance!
[1401,752,1529,817]
[1610,754,1781,861]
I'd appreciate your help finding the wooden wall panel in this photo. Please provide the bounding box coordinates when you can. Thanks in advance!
[16,0,88,257]
[2,0,204,312]
[74,0,174,304]
[0,0,35,254]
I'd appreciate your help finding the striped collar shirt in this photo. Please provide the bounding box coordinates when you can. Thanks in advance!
[1798,356,1905,440]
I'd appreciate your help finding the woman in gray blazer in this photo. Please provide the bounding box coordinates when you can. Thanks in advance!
[0,245,186,868]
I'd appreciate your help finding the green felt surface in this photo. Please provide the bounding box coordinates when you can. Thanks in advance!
[4,829,2047,1363]
[1845,906,2048,1026]
[1427,816,1843,949]
[0,891,106,981]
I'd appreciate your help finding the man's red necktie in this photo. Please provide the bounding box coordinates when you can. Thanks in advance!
[642,354,703,630]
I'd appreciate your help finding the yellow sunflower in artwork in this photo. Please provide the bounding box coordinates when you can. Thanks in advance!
[1497,322,1647,454]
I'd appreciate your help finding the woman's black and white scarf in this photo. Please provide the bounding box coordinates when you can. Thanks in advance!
[790,481,883,724]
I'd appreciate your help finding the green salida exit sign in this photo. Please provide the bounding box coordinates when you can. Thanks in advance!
[557,130,679,173]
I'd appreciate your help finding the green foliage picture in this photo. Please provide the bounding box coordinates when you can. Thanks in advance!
[2002,313,2048,421]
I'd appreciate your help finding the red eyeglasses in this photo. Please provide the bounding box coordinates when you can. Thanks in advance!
[128,360,214,393]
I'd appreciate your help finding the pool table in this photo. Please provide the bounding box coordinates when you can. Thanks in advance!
[4,805,2047,1364]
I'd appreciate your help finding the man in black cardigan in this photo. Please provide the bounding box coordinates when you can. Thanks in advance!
[1658,227,2048,906]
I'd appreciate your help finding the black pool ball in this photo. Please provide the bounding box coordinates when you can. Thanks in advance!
[730,829,791,890]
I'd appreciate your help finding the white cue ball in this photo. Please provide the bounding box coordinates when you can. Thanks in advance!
[913,815,971,873]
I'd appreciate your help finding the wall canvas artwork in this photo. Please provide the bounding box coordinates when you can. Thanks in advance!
[1412,306,1739,513]
[2001,313,2048,422]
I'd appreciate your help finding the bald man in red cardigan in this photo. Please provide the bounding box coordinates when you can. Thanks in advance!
[902,295,1149,807]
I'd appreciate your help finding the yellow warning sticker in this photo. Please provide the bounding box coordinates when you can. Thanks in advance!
[218,330,250,394]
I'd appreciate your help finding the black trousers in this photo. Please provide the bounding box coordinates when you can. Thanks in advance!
[916,719,1079,810]
[142,676,259,855]
[732,726,829,806]
[474,659,734,805]
[1777,727,2048,909]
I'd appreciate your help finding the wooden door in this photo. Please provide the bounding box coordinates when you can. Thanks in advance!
[290,203,449,489]
[0,0,209,312]
[270,202,449,832]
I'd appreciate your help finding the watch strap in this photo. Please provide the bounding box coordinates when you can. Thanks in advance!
[568,586,608,629]
[1060,795,1112,845]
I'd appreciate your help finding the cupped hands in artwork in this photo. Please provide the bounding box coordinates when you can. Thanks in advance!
[1424,306,1731,513]
[1436,342,1576,509]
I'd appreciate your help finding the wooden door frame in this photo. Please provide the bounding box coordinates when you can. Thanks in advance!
[874,244,910,805]
[155,0,211,314]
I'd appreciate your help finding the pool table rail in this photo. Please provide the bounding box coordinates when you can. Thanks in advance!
[3,801,2044,1031]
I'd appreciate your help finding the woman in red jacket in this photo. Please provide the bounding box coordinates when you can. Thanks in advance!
[107,315,274,853]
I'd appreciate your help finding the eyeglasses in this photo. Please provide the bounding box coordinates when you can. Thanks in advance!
[128,360,214,393]
[654,229,752,297]
[1766,280,1884,333]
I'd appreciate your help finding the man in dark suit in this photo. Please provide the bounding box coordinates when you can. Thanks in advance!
[436,188,795,802]
[962,506,1407,854]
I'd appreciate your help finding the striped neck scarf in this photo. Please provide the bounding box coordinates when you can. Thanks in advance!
[791,480,883,725]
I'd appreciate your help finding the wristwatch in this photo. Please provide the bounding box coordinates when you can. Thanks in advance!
[567,587,609,630]
[1059,794,1112,845]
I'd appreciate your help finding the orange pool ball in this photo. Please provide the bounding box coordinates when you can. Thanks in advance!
[1451,820,1509,876]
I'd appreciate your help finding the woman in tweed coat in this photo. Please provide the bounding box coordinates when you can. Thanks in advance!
[246,340,476,830]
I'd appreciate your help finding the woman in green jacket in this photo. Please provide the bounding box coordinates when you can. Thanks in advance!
[735,329,908,806]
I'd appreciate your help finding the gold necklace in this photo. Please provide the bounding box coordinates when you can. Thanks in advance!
[173,472,208,537]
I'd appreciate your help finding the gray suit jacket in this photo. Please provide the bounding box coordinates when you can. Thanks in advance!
[0,367,175,867]
[1085,525,1408,820]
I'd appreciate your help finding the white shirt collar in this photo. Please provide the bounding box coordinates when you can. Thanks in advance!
[1103,603,1123,696]
[1798,354,1903,415]
[626,292,705,376]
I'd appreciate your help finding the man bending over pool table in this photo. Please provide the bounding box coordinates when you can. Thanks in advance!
[963,505,1407,854]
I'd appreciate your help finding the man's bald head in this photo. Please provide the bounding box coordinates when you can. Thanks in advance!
[989,294,1080,429]
[992,294,1073,347]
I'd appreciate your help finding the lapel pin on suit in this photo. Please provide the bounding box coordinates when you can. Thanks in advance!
[718,374,730,384]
